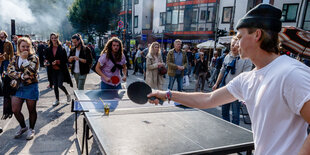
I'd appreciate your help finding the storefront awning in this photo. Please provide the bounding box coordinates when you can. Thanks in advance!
[218,36,233,44]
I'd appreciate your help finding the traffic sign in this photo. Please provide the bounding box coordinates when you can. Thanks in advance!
[118,21,124,29]
[229,30,235,36]
[141,34,147,41]
[130,39,136,45]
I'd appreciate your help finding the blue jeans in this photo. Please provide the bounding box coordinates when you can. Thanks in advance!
[222,100,241,125]
[190,66,195,76]
[73,73,87,90]
[0,60,9,75]
[168,74,183,91]
[100,81,121,90]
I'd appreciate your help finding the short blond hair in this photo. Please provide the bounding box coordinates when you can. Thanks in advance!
[174,39,182,44]
[16,37,35,56]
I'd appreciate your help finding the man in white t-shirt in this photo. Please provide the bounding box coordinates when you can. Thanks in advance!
[148,4,310,155]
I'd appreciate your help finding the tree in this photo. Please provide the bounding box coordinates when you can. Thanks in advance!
[59,18,75,41]
[68,0,121,43]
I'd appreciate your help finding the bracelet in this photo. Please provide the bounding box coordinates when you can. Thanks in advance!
[166,90,172,103]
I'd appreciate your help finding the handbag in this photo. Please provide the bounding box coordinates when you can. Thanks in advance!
[158,66,167,75]
[52,64,60,70]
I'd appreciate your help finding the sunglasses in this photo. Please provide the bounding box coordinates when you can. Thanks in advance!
[0,36,5,39]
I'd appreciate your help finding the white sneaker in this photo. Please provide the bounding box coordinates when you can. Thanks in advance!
[14,127,28,139]
[66,94,71,102]
[53,100,59,106]
[26,128,35,140]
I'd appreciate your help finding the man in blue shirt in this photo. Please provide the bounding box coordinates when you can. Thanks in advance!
[166,39,187,91]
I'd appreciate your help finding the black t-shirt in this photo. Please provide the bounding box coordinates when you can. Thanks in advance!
[195,59,208,74]
[186,52,194,66]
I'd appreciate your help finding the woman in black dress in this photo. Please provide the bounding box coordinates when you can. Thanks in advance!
[45,33,73,106]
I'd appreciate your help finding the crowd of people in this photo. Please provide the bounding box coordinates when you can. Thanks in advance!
[0,31,129,140]
[0,3,309,154]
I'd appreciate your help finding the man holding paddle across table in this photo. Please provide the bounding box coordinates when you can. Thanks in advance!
[95,37,127,89]
[148,4,310,155]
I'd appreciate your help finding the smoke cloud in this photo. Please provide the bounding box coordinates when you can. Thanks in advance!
[0,0,73,40]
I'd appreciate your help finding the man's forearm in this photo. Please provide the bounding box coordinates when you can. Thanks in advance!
[169,87,235,109]
[215,72,224,85]
[170,91,211,109]
[123,68,127,77]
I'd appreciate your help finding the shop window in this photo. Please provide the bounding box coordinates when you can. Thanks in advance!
[222,7,232,23]
[281,4,299,22]
[178,24,184,31]
[167,0,176,3]
[134,16,138,28]
[179,10,184,24]
[192,9,198,23]
[160,12,166,26]
[200,10,207,21]
[303,2,310,30]
[207,7,213,22]
[198,24,205,31]
[166,11,172,24]
[172,10,179,24]
[190,24,197,31]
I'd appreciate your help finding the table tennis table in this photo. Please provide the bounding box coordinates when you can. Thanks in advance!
[73,89,254,155]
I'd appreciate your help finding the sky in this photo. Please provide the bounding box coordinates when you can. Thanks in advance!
[0,0,73,40]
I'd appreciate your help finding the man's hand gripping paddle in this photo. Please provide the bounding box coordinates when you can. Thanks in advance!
[127,81,164,105]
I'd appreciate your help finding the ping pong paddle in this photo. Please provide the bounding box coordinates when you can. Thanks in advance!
[111,76,120,85]
[127,81,164,105]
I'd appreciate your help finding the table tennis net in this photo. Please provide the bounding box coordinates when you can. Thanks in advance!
[74,100,195,115]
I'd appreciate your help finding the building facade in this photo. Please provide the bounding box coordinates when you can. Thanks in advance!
[162,0,218,45]
[217,0,310,33]
[118,0,310,48]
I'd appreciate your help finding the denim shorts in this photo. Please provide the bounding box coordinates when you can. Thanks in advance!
[14,83,39,100]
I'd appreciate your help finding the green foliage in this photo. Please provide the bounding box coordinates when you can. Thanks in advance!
[68,0,121,36]
[59,18,76,41]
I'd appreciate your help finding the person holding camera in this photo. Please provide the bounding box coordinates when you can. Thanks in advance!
[212,36,252,125]
[145,42,165,90]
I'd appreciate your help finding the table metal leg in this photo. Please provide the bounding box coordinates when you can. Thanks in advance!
[246,150,252,155]
[86,122,89,155]
[75,112,78,134]
[81,118,86,154]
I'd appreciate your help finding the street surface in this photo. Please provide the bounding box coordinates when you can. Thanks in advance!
[0,68,251,154]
